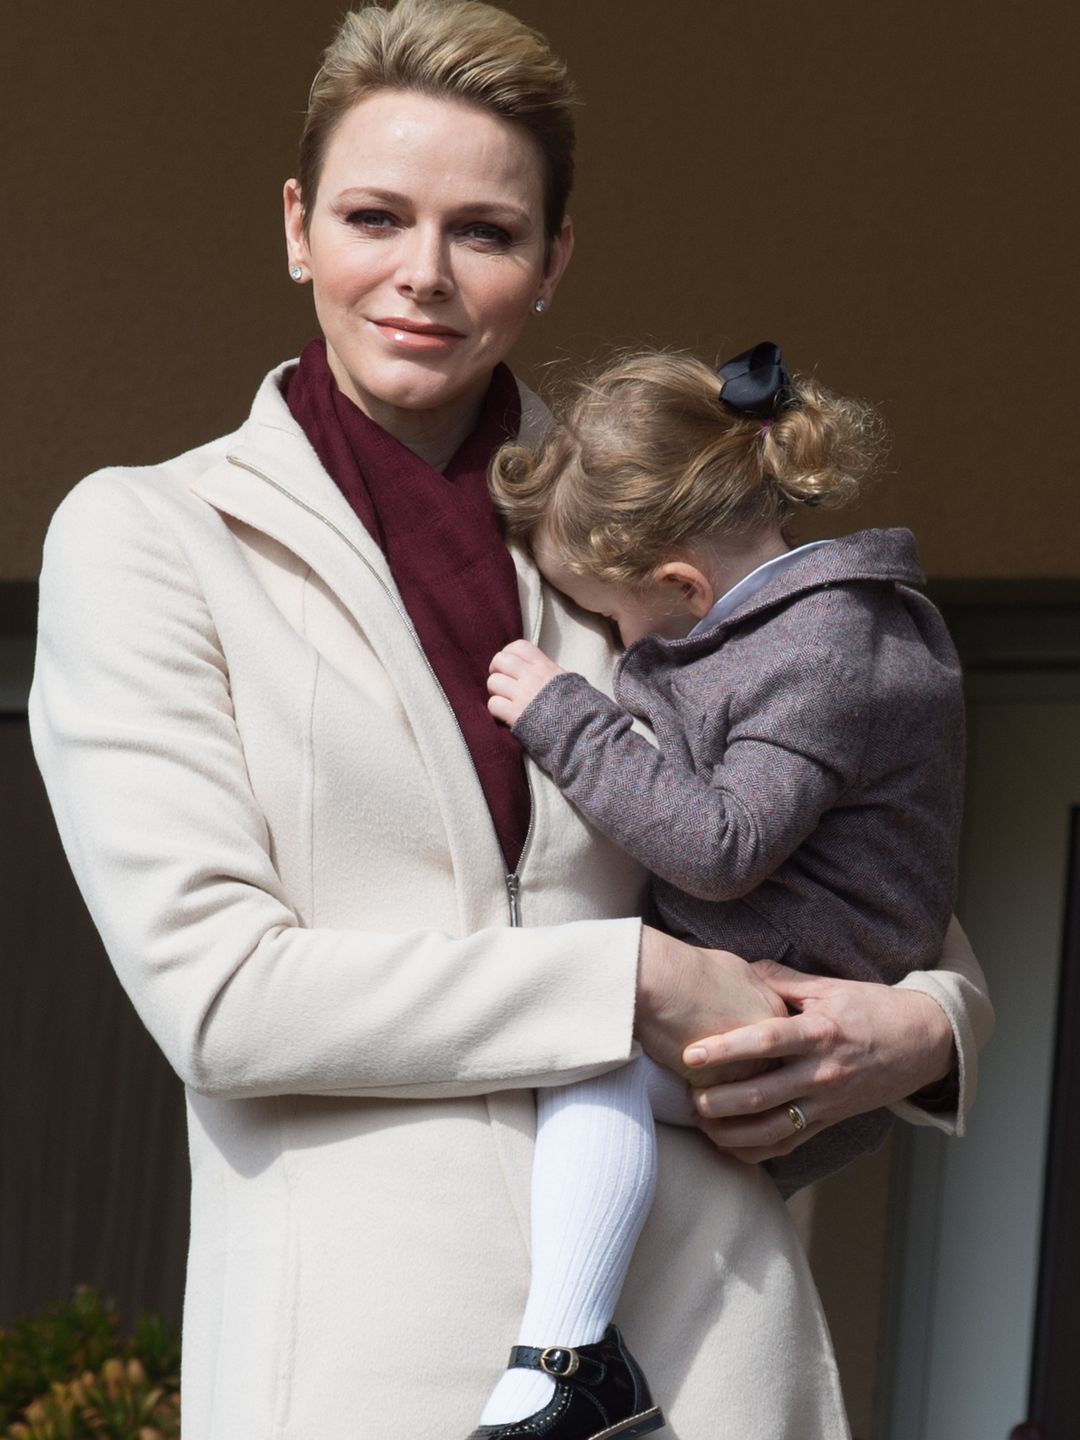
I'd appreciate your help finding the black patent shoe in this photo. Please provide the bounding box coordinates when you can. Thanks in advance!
[465,1324,664,1440]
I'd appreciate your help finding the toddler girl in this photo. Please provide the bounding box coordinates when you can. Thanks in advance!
[470,343,964,1440]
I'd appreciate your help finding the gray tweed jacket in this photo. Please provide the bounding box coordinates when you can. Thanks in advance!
[514,528,965,1193]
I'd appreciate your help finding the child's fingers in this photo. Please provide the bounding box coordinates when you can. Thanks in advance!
[487,672,531,727]
[489,639,543,672]
[488,646,532,678]
[487,694,517,724]
[487,644,563,725]
[488,650,518,678]
[486,672,520,700]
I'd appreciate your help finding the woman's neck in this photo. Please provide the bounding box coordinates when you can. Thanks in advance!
[325,349,489,471]
[363,395,484,470]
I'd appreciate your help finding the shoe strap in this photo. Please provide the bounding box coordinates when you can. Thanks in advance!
[508,1343,604,1384]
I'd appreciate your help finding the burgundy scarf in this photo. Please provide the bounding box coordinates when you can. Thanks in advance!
[284,338,530,872]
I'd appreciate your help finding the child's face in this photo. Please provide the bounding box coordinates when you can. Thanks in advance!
[534,536,698,647]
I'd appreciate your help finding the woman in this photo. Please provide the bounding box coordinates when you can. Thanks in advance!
[29,2,991,1437]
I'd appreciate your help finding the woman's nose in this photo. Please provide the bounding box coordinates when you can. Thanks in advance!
[395,224,453,302]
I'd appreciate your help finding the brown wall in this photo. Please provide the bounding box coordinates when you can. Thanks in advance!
[4,0,1077,580]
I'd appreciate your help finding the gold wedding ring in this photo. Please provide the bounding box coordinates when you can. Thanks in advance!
[787,1103,808,1133]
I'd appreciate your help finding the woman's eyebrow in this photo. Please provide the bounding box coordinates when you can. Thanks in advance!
[333,186,409,208]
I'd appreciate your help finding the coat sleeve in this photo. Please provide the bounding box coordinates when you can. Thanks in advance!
[891,916,994,1135]
[29,474,641,1102]
[512,664,861,903]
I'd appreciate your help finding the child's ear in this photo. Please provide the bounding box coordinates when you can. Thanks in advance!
[653,561,715,619]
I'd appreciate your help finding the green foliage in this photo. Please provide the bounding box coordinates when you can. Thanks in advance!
[5,1359,180,1440]
[0,1291,180,1440]
[120,1319,178,1396]
[0,1289,119,1430]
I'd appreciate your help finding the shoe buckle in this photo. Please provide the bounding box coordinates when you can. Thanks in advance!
[539,1347,580,1378]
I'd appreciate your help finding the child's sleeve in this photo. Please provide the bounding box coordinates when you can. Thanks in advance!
[512,643,862,903]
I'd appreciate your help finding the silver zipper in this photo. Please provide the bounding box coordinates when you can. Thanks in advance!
[505,760,537,927]
[505,872,522,927]
[229,454,538,926]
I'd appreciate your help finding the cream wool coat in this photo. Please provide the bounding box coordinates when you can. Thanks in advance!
[30,364,991,1440]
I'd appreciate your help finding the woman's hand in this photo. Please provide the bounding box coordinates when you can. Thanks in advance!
[487,639,566,727]
[683,959,956,1162]
[634,928,788,1084]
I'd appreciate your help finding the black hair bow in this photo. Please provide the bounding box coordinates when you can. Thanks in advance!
[716,341,797,419]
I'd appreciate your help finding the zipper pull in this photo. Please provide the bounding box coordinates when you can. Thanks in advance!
[505,872,522,928]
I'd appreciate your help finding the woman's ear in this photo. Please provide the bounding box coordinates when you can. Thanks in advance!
[537,216,575,309]
[283,179,311,277]
[653,561,716,619]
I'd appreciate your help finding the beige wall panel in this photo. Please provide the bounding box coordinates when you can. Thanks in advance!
[5,1,1076,580]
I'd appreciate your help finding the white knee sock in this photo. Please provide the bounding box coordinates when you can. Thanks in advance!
[479,1055,693,1425]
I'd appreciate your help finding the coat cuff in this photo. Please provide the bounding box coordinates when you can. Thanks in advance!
[890,968,975,1136]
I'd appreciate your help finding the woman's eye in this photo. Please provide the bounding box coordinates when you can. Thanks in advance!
[346,209,396,232]
[462,222,513,247]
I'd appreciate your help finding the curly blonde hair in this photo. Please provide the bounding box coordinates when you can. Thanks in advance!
[490,350,885,587]
[297,0,576,240]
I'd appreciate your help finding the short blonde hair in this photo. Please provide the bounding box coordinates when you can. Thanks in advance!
[490,350,885,587]
[297,0,576,238]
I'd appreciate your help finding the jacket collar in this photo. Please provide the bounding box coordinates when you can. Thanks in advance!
[689,539,835,636]
[719,527,923,627]
[627,527,926,664]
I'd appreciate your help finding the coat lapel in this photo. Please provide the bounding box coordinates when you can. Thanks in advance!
[189,363,511,910]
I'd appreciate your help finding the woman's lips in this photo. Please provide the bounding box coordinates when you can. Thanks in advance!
[370,317,465,352]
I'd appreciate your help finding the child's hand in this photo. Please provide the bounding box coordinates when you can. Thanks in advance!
[487,640,566,726]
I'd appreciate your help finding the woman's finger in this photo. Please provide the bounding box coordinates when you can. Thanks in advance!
[696,1106,823,1158]
[696,1113,819,1163]
[691,1055,823,1120]
[635,932,786,1077]
[683,1008,836,1071]
[750,957,832,1001]
[687,973,962,1161]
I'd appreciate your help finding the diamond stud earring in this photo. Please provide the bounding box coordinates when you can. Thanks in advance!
[289,265,304,282]
[533,298,547,314]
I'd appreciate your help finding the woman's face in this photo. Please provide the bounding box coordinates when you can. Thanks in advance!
[284,89,573,431]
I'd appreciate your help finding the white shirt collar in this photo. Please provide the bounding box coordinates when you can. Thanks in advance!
[689,539,835,637]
